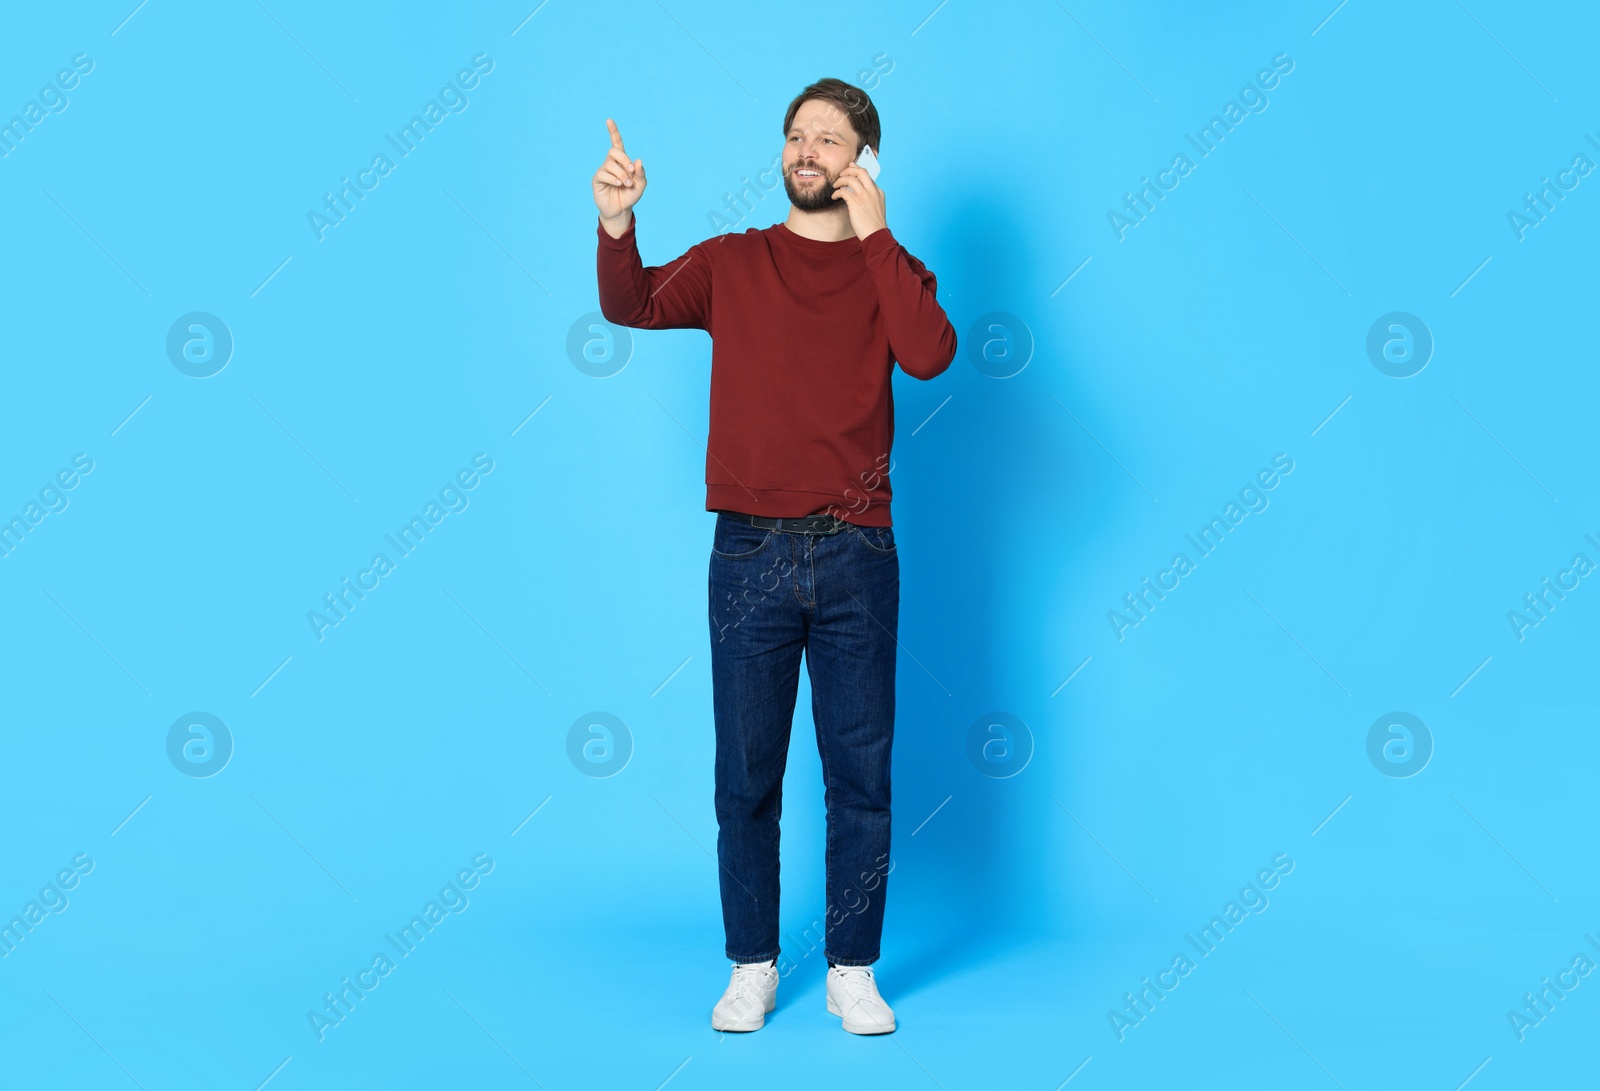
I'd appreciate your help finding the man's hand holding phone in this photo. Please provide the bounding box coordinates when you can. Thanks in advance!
[594,117,646,238]
[833,146,887,242]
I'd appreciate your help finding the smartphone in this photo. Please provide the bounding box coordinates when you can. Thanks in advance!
[856,144,880,181]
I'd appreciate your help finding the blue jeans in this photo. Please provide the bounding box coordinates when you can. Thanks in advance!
[707,512,899,967]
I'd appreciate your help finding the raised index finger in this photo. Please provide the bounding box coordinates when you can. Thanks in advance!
[606,117,626,152]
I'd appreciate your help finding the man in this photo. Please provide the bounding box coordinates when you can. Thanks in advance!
[592,77,956,1035]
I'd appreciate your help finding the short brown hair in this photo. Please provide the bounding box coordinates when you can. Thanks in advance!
[782,77,880,157]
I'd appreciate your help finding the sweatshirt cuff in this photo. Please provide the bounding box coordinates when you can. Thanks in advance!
[597,213,637,248]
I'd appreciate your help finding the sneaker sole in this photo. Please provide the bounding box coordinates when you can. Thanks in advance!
[712,998,776,1032]
[711,1016,764,1032]
[826,994,896,1034]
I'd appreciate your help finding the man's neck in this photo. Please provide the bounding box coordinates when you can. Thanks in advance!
[783,206,855,242]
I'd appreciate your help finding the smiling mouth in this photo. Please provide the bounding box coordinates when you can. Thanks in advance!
[794,168,824,181]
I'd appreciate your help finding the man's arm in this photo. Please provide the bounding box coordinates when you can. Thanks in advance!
[830,162,956,380]
[860,229,957,380]
[596,211,713,331]
[591,119,710,331]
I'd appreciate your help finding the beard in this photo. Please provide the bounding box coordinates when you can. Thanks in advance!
[783,162,837,212]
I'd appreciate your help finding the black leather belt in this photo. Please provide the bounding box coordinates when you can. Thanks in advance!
[717,509,854,535]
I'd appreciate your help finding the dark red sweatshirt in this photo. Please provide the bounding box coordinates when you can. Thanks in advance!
[596,213,956,527]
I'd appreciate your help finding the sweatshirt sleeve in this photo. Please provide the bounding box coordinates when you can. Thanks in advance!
[596,213,712,331]
[860,227,957,380]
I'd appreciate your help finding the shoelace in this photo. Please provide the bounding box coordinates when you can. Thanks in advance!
[728,964,774,1002]
[831,967,882,1008]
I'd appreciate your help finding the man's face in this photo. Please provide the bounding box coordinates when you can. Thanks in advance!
[783,98,862,213]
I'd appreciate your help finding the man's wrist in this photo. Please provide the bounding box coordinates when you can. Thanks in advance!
[599,208,633,239]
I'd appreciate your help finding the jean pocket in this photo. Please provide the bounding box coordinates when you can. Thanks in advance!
[852,525,897,555]
[711,518,774,559]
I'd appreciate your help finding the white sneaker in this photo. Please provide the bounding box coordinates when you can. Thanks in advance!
[711,959,778,1032]
[826,964,896,1034]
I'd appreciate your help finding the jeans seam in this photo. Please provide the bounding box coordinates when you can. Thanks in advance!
[770,778,783,955]
[815,698,838,964]
[789,534,811,610]
[828,954,879,967]
[726,948,781,963]
[853,526,896,556]
[711,531,773,560]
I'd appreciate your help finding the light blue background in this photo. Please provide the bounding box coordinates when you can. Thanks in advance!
[2,1,1597,1088]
